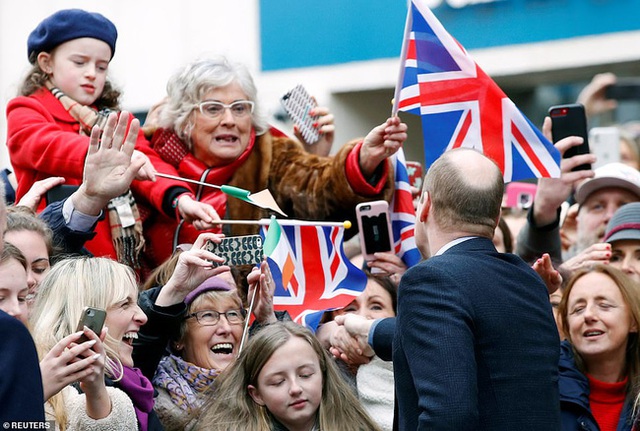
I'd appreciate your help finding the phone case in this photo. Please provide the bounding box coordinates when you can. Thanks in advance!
[204,235,264,267]
[76,307,107,344]
[281,84,320,144]
[589,127,621,169]
[549,103,591,171]
[505,182,537,210]
[356,201,394,261]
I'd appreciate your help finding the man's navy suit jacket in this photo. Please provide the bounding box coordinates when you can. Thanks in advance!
[392,237,560,430]
[0,310,45,421]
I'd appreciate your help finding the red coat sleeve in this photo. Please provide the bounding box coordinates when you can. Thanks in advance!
[7,94,90,198]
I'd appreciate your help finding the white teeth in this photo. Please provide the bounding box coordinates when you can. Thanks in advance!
[123,332,138,339]
[211,343,233,353]
[585,331,603,337]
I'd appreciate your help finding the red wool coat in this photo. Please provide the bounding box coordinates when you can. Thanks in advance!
[6,88,148,260]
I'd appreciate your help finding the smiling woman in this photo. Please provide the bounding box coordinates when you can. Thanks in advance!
[557,264,640,431]
[30,257,159,430]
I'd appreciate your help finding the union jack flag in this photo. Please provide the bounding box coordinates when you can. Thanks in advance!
[390,149,422,267]
[262,218,367,331]
[393,0,560,182]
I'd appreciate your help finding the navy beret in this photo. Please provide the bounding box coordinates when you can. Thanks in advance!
[27,9,117,63]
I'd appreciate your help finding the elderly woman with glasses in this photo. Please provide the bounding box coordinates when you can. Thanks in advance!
[133,232,280,430]
[132,56,407,268]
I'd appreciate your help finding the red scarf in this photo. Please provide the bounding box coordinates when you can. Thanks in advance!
[150,128,256,215]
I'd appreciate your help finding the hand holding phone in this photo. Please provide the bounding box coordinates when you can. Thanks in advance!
[75,307,107,344]
[549,103,591,172]
[356,201,394,261]
[281,85,320,145]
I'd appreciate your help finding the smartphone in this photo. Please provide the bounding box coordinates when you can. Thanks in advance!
[405,161,423,190]
[75,306,107,344]
[605,78,640,100]
[45,184,79,205]
[549,103,591,171]
[589,126,621,169]
[356,201,394,261]
[505,182,537,210]
[204,235,264,267]
[281,84,320,144]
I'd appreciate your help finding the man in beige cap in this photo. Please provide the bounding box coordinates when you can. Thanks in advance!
[517,161,640,274]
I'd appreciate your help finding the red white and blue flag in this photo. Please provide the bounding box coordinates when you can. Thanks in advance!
[262,218,367,331]
[390,149,422,267]
[393,0,560,182]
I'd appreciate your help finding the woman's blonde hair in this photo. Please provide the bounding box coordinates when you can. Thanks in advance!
[30,257,138,428]
[559,264,640,399]
[195,321,381,431]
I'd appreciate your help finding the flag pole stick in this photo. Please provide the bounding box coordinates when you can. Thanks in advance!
[238,283,257,355]
[155,172,222,190]
[211,219,353,229]
[391,0,413,116]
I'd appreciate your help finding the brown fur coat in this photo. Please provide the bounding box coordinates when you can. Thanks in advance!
[133,129,394,267]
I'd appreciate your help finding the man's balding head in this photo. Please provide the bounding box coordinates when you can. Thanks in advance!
[423,148,504,238]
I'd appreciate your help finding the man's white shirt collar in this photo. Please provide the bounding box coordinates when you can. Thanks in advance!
[434,236,477,256]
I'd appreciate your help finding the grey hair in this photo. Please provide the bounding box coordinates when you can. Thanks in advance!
[159,56,269,149]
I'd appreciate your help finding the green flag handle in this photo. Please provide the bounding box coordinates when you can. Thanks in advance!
[220,185,251,201]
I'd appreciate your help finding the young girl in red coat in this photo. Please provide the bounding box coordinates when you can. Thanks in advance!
[6,8,155,267]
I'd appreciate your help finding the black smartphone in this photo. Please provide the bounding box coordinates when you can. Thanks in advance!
[75,306,107,344]
[549,103,591,171]
[356,201,394,261]
[45,184,79,205]
[605,78,640,100]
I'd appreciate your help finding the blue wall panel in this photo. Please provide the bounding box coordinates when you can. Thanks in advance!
[259,0,640,71]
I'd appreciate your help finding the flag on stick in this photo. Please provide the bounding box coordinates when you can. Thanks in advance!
[392,0,560,182]
[390,149,422,267]
[262,218,367,330]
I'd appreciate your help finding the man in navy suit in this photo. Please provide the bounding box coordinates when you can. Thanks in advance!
[394,148,560,430]
[0,184,45,422]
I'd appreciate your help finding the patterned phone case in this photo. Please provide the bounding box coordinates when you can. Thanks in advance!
[204,235,264,267]
[281,84,320,144]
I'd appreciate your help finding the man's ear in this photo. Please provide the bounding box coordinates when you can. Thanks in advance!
[418,191,431,223]
[248,384,265,406]
[37,52,52,74]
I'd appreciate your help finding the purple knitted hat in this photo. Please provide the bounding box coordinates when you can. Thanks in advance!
[184,276,232,305]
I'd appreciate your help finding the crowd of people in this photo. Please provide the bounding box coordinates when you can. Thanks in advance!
[3,7,640,431]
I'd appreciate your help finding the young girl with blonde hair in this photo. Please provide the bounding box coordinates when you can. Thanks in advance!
[196,321,381,431]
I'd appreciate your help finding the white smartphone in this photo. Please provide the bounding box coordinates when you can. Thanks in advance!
[281,84,320,144]
[589,126,620,169]
[356,201,394,261]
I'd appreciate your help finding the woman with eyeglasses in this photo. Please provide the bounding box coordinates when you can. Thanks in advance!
[133,232,280,430]
[131,56,407,268]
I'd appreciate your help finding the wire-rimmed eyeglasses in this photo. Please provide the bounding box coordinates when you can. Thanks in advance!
[186,309,246,326]
[195,100,254,119]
